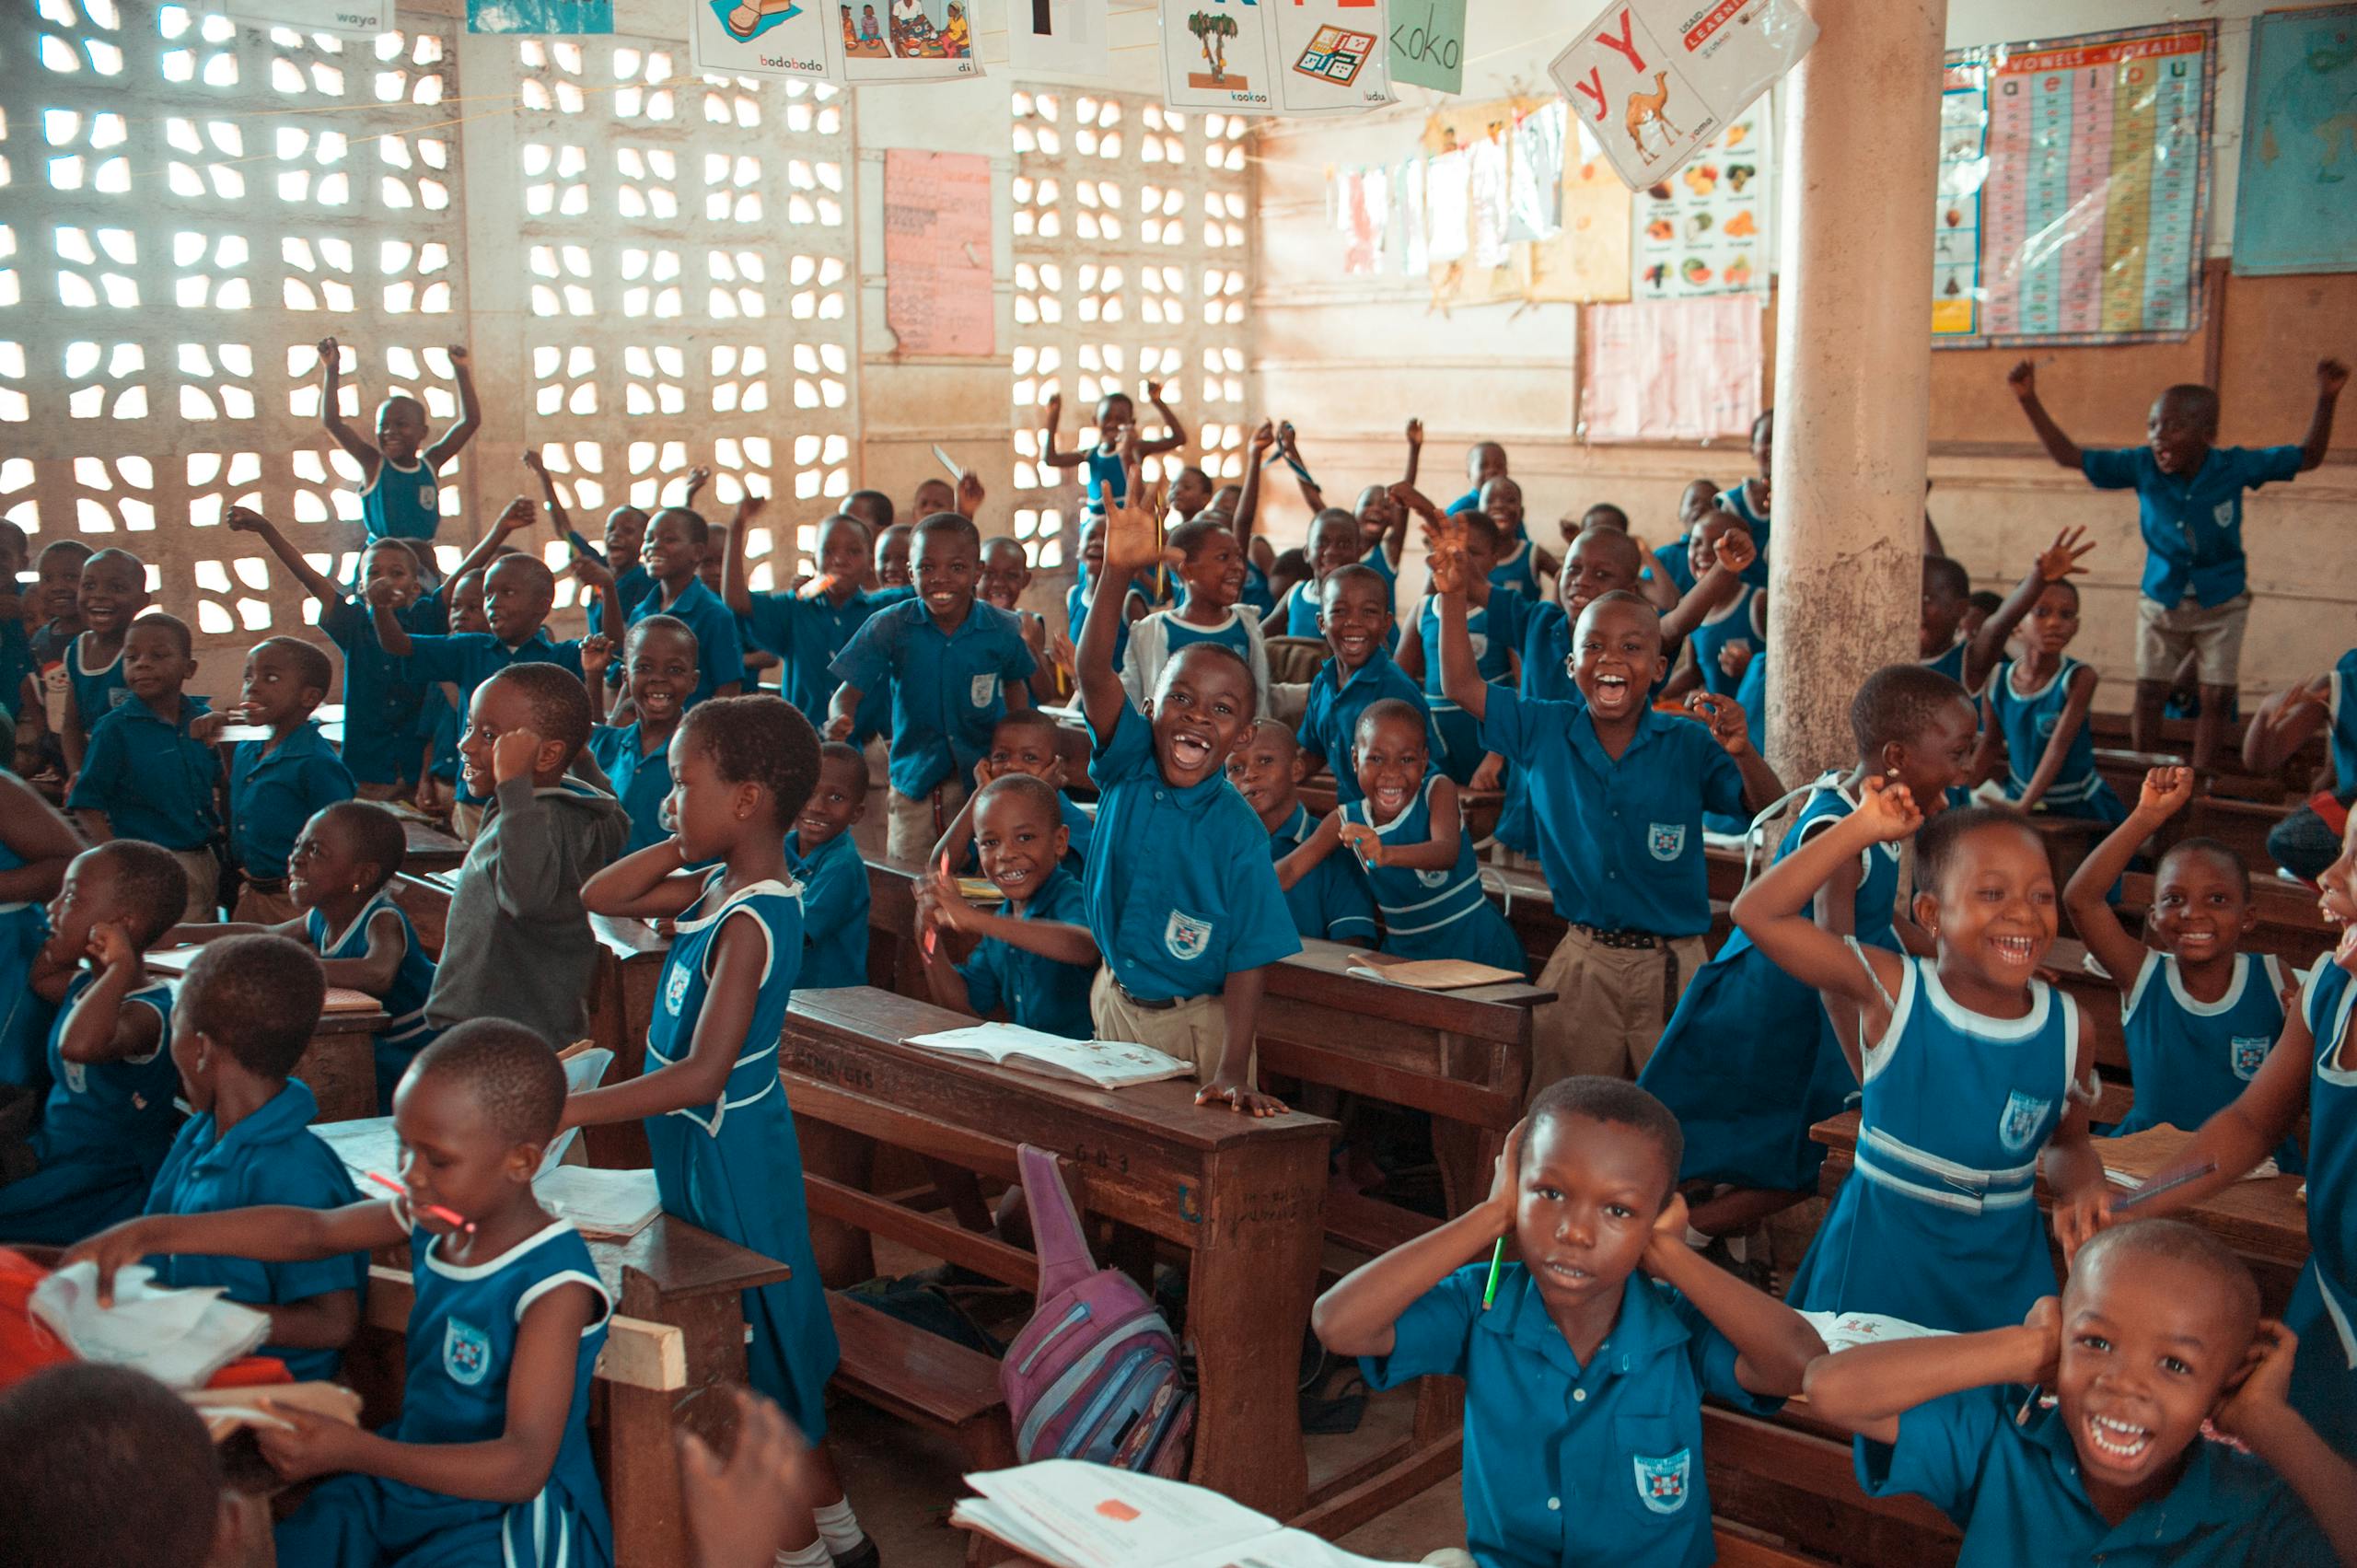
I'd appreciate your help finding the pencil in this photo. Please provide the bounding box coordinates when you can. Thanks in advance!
[367,1171,476,1235]
[1480,1237,1505,1310]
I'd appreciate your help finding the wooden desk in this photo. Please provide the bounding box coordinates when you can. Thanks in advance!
[145,948,388,1123]
[778,985,1332,1519]
[400,817,467,876]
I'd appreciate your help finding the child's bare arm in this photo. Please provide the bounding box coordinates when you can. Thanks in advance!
[1392,596,1428,682]
[315,337,380,480]
[1135,380,1186,457]
[1234,420,1274,560]
[913,900,979,1016]
[258,1291,360,1354]
[0,775,80,907]
[1732,784,1913,1013]
[520,449,578,552]
[369,587,416,658]
[1643,1193,1826,1396]
[2039,1009,2107,1208]
[719,494,761,616]
[446,497,535,589]
[421,346,482,470]
[313,906,412,997]
[54,924,157,1065]
[1314,1121,1519,1355]
[1209,968,1284,1116]
[1273,810,1344,891]
[1803,1299,2058,1447]
[1346,779,1461,873]
[1399,416,1422,489]
[1037,395,1084,470]
[2005,361,2084,470]
[1689,690,1782,813]
[2299,358,2347,472]
[567,917,761,1126]
[226,507,343,609]
[2064,767,2187,987]
[1657,524,1758,644]
[1967,528,2093,694]
[580,839,710,921]
[2243,674,2332,774]
[1278,424,1326,514]
[2015,664,2097,813]
[1076,485,1167,738]
[64,1200,411,1302]
[2212,1322,2357,1562]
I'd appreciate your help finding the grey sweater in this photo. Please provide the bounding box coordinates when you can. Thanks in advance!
[425,773,632,1047]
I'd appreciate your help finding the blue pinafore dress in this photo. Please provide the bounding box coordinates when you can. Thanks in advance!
[310,892,439,1109]
[1341,774,1527,976]
[1688,584,1759,700]
[1417,593,1526,785]
[644,872,840,1438]
[2109,950,2301,1171]
[1639,782,1895,1191]
[1786,957,2082,1332]
[1988,656,2126,824]
[2287,954,2357,1449]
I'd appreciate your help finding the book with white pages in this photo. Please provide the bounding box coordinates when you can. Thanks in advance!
[532,1165,662,1238]
[952,1460,1420,1568]
[901,1024,1190,1089]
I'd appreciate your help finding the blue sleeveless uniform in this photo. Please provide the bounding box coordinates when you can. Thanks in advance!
[1688,585,1759,699]
[2286,957,2357,1449]
[320,589,448,786]
[2328,649,2357,792]
[0,970,175,1245]
[309,893,438,1109]
[66,632,128,731]
[0,830,52,1089]
[1082,448,1126,515]
[1988,656,2126,823]
[1238,557,1275,620]
[1496,604,1573,855]
[644,873,840,1438]
[1275,578,1401,652]
[1639,783,1894,1191]
[1713,481,1771,589]
[1417,593,1527,784]
[276,1213,612,1567]
[1485,536,1542,602]
[1340,775,1526,974]
[1787,958,2078,1331]
[1066,574,1135,674]
[2110,950,2300,1171]
[360,455,444,545]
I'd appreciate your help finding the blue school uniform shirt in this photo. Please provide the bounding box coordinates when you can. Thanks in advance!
[308,893,437,1105]
[830,598,1038,799]
[0,825,52,1092]
[359,455,443,544]
[628,577,744,712]
[585,563,654,640]
[1482,690,1746,935]
[740,586,885,728]
[1419,592,1528,781]
[1238,557,1275,620]
[1268,801,1378,947]
[1299,647,1441,807]
[1988,656,2111,812]
[144,1079,366,1383]
[1363,1265,1784,1568]
[228,722,354,880]
[0,620,28,728]
[65,695,218,851]
[1341,774,1526,974]
[1487,537,1544,602]
[784,828,868,990]
[319,589,447,785]
[2113,951,2298,1168]
[399,628,587,806]
[1713,481,1772,588]
[585,724,673,855]
[1065,574,1136,675]
[2081,443,2305,608]
[1084,701,1300,1002]
[65,631,128,733]
[1857,1384,2337,1567]
[957,865,1097,1040]
[1653,537,1697,596]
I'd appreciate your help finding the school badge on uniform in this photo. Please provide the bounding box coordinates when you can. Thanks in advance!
[1997,1090,2052,1155]
[1164,910,1213,961]
[1416,868,1449,888]
[1633,1449,1691,1514]
[1647,822,1687,861]
[664,965,691,1016]
[418,484,437,511]
[2230,1036,2271,1081]
[443,1318,493,1386]
[969,672,998,708]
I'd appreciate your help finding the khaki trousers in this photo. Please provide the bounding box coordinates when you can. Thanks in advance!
[1528,925,1708,1096]
[1088,969,1254,1087]
[171,846,222,926]
[886,778,970,864]
[232,884,302,926]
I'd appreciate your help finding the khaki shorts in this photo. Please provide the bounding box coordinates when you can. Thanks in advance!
[1528,924,1708,1096]
[2136,592,2248,686]
[1088,968,1251,1087]
[449,799,487,844]
[886,778,970,864]
[171,846,222,926]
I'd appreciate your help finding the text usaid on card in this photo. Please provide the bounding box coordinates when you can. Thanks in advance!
[1550,0,1816,189]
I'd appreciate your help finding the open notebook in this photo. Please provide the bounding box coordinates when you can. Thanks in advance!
[903,1024,1190,1089]
[953,1461,1417,1568]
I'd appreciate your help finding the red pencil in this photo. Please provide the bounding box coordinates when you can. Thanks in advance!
[923,852,947,956]
[367,1171,477,1235]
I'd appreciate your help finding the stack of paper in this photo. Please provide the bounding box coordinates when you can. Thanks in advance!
[1799,1309,1945,1355]
[1344,954,1525,990]
[31,1262,269,1389]
[533,1165,662,1238]
[952,1461,1419,1568]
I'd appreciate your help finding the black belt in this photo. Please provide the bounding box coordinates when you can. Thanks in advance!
[1112,977,1181,1011]
[1571,923,1662,950]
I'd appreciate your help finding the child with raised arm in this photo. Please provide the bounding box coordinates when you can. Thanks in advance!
[1982,563,2126,823]
[59,545,146,778]
[784,741,872,990]
[1312,1078,1825,1567]
[1713,409,1775,589]
[1739,786,2107,1332]
[1638,665,1978,1250]
[216,635,355,923]
[1803,1220,2354,1566]
[23,537,92,778]
[2066,766,2301,1169]
[1120,515,1271,715]
[1038,384,1186,518]
[1295,563,1437,808]
[929,708,1094,876]
[64,613,222,925]
[1062,512,1153,679]
[1280,700,1527,976]
[520,447,653,639]
[564,694,874,1568]
[583,615,699,854]
[316,336,482,552]
[2010,356,2347,772]
[1074,484,1300,1113]
[1228,718,1379,948]
[69,1022,616,1567]
[1396,507,1527,784]
[916,773,1100,1040]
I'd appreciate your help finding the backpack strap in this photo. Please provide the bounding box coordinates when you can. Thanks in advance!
[1017,1143,1099,1301]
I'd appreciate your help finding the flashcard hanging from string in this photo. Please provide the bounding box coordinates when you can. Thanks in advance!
[1162,0,1277,114]
[1009,0,1112,79]
[208,0,395,37]
[1550,0,1816,190]
[1273,0,1395,118]
[688,0,844,83]
[842,0,983,83]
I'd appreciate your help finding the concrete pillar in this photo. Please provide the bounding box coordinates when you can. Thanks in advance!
[1763,0,1946,784]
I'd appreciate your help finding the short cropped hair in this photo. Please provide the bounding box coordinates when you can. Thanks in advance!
[1355,697,1428,749]
[1572,524,1642,575]
[1582,503,1630,531]
[87,840,189,949]
[0,1365,223,1568]
[846,489,895,527]
[1455,508,1502,547]
[129,611,192,659]
[180,934,325,1079]
[625,611,698,658]
[651,505,709,548]
[2157,383,2221,429]
[483,662,592,763]
[914,510,981,550]
[1309,508,1361,547]
[363,536,424,573]
[1320,562,1387,603]
[1851,663,1973,756]
[411,1018,567,1144]
[2075,1218,2258,1328]
[1922,555,1970,604]
[681,692,822,827]
[1968,589,2003,618]
[1749,408,1774,442]
[1526,1075,1684,1198]
[317,799,407,891]
[974,771,1061,826]
[1916,803,2038,893]
[1160,641,1257,720]
[1167,517,1229,560]
[993,707,1061,748]
[817,739,871,799]
[254,633,333,696]
[39,538,95,570]
[2159,834,2251,898]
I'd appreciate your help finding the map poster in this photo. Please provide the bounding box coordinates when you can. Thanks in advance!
[1934,21,2215,347]
[1630,98,1770,298]
[2232,5,2357,276]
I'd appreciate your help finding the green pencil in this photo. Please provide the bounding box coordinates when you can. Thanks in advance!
[1480,1237,1505,1310]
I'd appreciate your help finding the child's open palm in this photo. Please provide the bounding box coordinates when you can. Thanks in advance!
[2137,765,2196,819]
[1100,490,1173,580]
[1039,393,1062,431]
[2035,526,2095,584]
[1482,1116,1527,1231]
[84,920,134,971]
[1687,691,1752,757]
[1405,416,1423,449]
[1853,774,1923,842]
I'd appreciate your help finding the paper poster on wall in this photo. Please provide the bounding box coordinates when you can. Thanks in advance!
[1007,0,1111,80]
[1506,99,1566,242]
[1389,0,1465,95]
[1336,167,1390,275]
[1161,0,1276,114]
[842,0,981,82]
[1550,0,1816,190]
[468,0,610,31]
[689,0,842,83]
[884,149,994,356]
[1527,115,1632,302]
[209,0,394,36]
[2231,4,2357,277]
[1271,0,1395,118]
[1581,296,1763,442]
[1630,99,1770,297]
[1933,22,2214,346]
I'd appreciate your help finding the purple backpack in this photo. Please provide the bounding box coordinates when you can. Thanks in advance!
[1001,1144,1195,1474]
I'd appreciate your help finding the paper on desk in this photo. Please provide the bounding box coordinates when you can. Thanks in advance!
[1345,954,1524,991]
[956,1460,1421,1568]
[1799,1309,1946,1356]
[32,1262,269,1389]
[540,1046,615,1174]
[534,1165,662,1238]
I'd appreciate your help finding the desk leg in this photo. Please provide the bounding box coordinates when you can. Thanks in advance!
[601,1279,752,1568]
[1184,1153,1323,1518]
[800,1119,878,1287]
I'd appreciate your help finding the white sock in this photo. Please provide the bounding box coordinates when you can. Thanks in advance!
[777,1543,830,1568]
[1684,1225,1711,1249]
[1725,1233,1749,1263]
[813,1498,865,1556]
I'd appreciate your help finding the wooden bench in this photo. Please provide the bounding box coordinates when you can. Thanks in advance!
[1701,1403,1959,1566]
[778,983,1332,1519]
[828,1290,1013,1565]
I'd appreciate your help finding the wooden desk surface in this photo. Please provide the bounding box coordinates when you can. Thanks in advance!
[401,818,467,873]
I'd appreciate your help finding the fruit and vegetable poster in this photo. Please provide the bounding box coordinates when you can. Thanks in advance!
[1630,102,1771,298]
[1933,21,2214,346]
